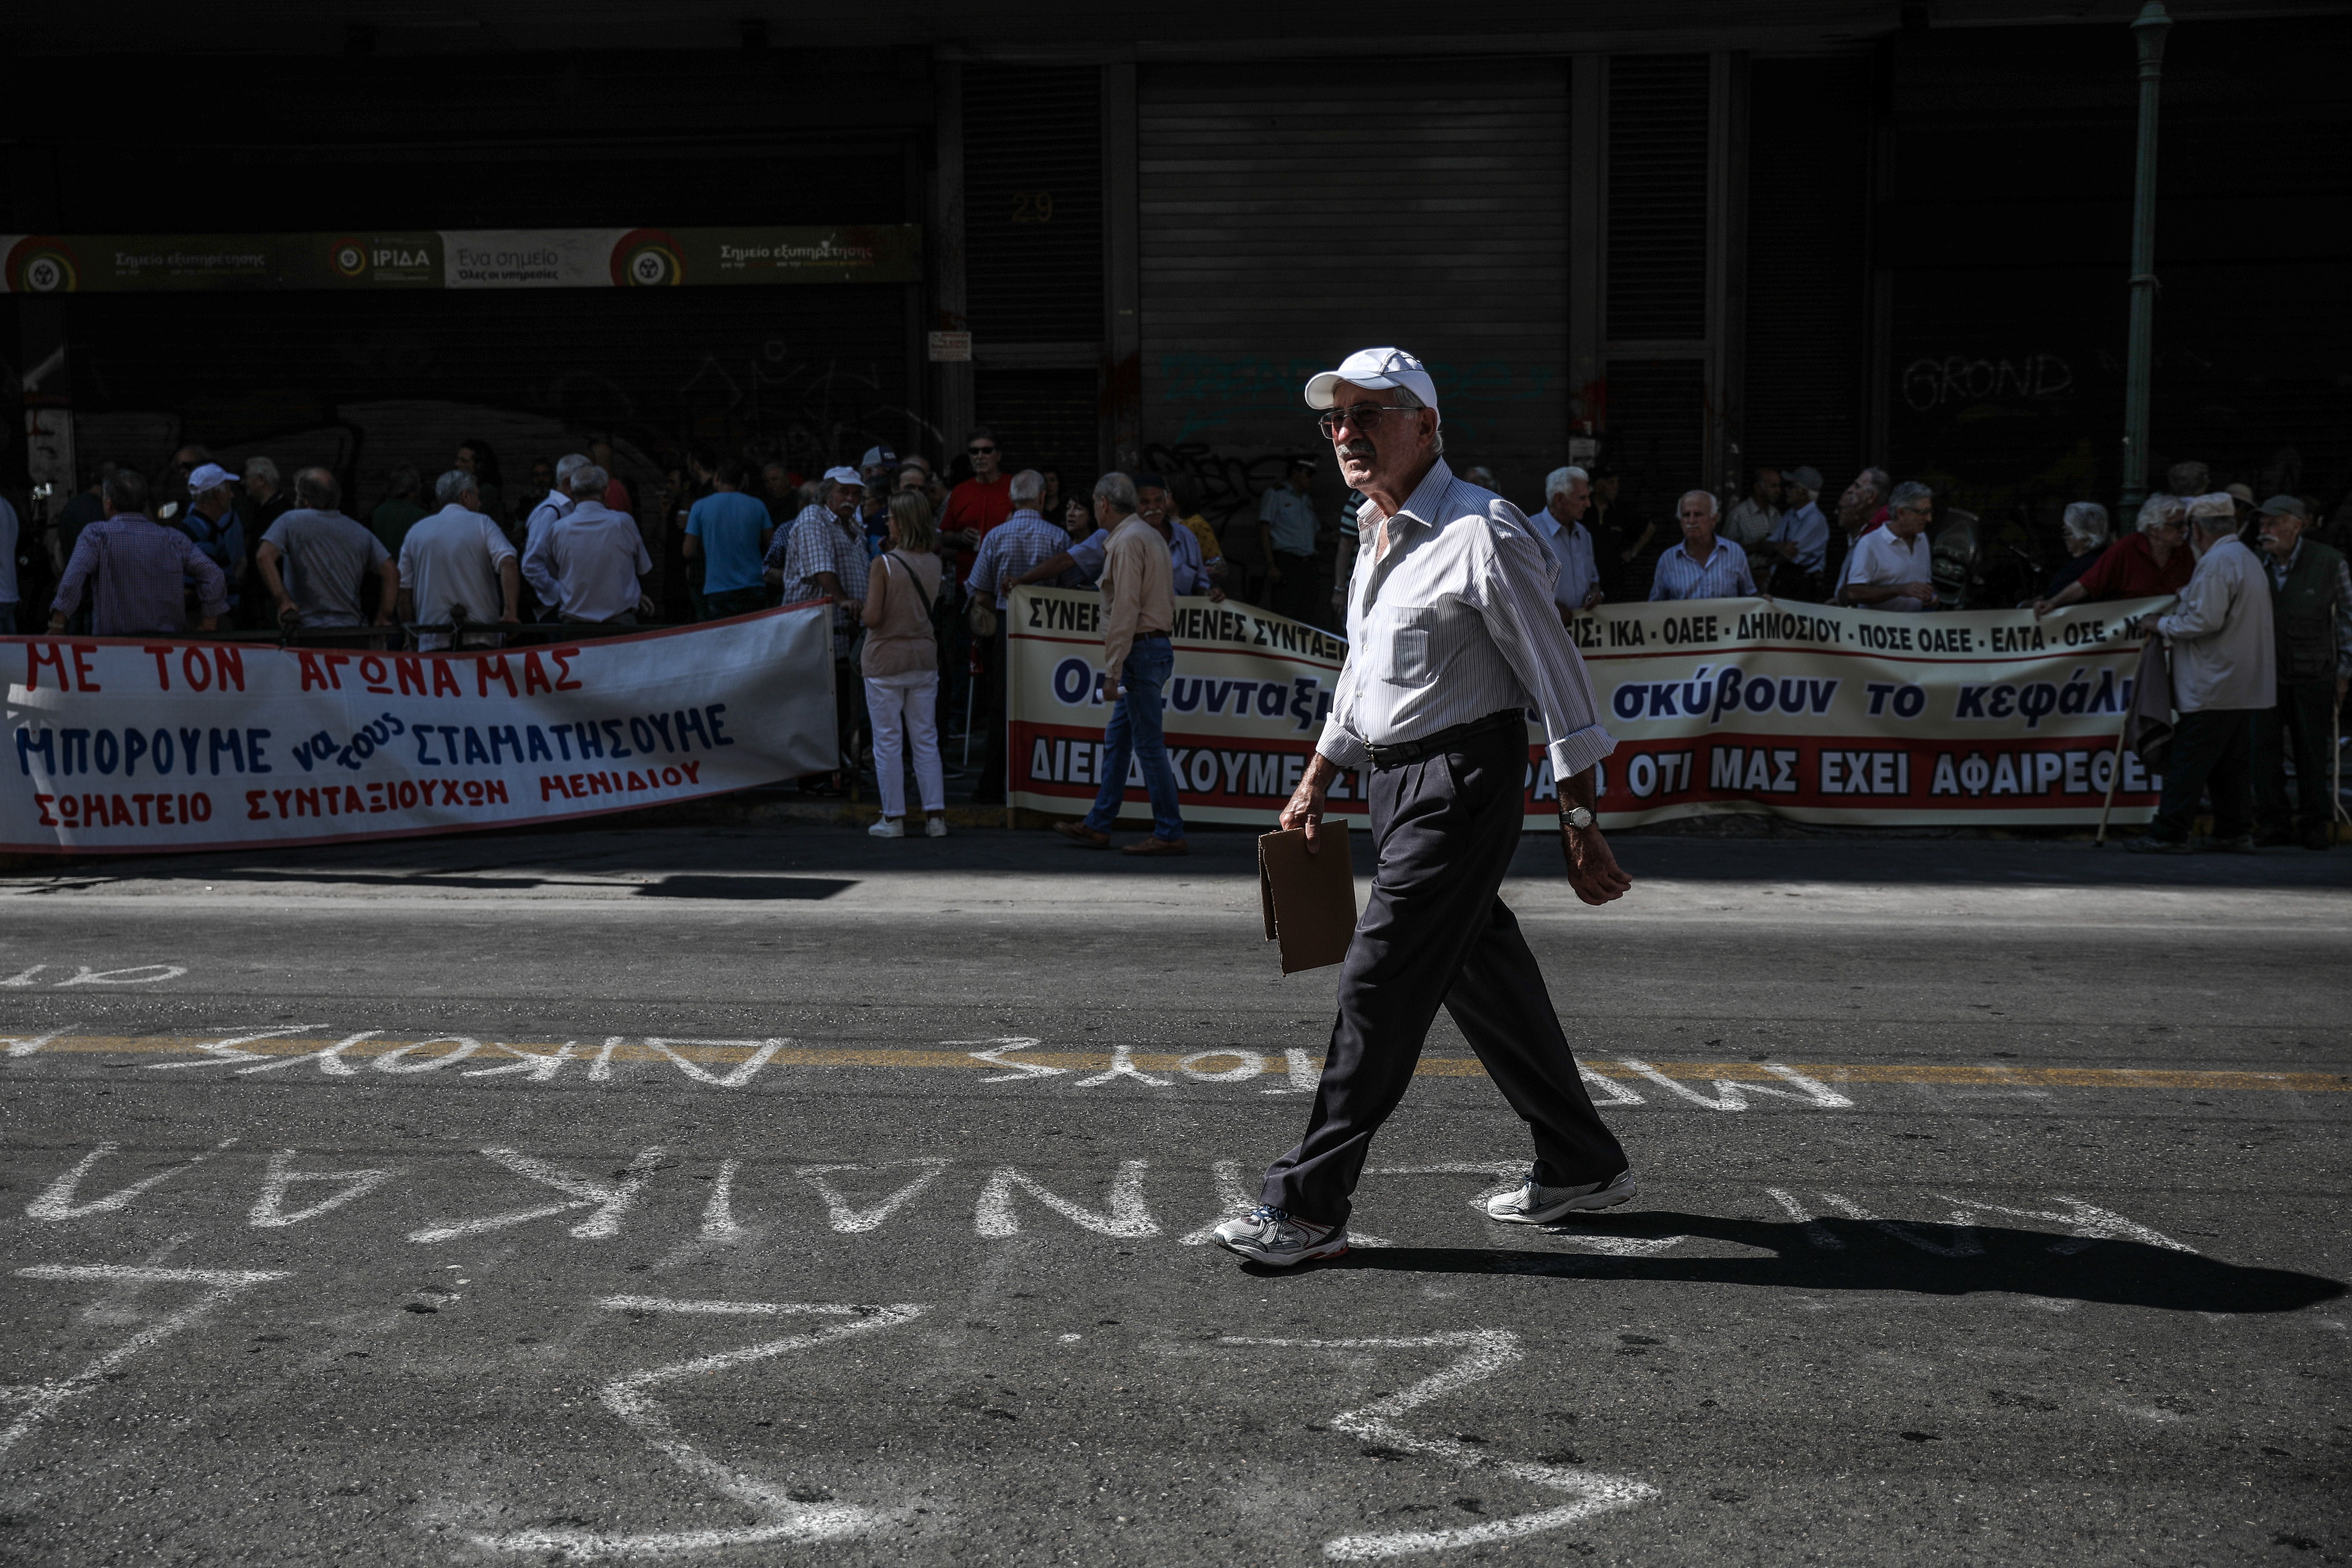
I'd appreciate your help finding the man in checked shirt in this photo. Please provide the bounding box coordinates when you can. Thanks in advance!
[1214,346,1637,1269]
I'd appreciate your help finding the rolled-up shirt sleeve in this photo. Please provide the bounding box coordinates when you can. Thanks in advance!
[1475,511,1616,779]
[1314,665,1375,769]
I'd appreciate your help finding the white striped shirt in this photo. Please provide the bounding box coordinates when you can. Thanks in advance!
[1648,536,1756,601]
[1319,459,1615,781]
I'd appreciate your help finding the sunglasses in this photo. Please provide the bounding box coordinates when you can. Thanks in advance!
[1315,404,1418,438]
[967,444,997,456]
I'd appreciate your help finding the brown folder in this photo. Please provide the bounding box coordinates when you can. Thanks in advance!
[1258,821,1359,975]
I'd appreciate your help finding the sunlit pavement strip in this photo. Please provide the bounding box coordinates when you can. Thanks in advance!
[6,1029,2345,1094]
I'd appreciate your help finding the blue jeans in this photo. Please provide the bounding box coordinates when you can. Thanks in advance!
[1083,638,1186,840]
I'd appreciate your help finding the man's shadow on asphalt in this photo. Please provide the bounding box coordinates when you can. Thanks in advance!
[1243,1212,2345,1315]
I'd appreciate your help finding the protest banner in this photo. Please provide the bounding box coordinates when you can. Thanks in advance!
[1005,587,2173,830]
[2,607,837,855]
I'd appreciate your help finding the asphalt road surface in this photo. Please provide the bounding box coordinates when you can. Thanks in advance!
[2,823,2346,1566]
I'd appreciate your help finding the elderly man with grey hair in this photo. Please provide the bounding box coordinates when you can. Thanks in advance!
[1839,480,1938,610]
[2132,493,2276,854]
[521,452,592,618]
[1527,464,1603,619]
[400,469,520,650]
[257,467,396,631]
[523,463,651,626]
[1649,490,1756,601]
[1212,346,1633,1269]
[1054,472,1187,856]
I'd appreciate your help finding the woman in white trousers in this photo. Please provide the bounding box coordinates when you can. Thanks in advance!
[860,490,947,838]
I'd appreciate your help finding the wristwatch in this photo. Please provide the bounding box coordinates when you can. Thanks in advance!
[1559,805,1596,830]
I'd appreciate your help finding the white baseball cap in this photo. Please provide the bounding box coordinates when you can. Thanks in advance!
[1304,347,1440,414]
[185,462,241,493]
[823,465,864,488]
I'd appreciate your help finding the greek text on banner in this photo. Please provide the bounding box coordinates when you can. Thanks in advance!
[1005,588,2173,829]
[3,608,837,855]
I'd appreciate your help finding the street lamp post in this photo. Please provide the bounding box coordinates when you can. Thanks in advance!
[2119,1,2173,508]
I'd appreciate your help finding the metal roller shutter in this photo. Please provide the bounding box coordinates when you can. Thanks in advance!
[1600,53,1713,583]
[1740,55,1872,493]
[963,64,1106,478]
[1606,55,1711,343]
[1138,59,1571,525]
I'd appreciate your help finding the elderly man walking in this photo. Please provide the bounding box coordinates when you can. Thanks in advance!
[1053,473,1188,857]
[49,470,227,637]
[2133,493,2276,854]
[1212,347,1634,1269]
[1649,490,1756,601]
[2249,495,2351,850]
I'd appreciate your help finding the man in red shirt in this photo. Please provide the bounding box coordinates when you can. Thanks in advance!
[2035,494,2193,617]
[940,427,1014,572]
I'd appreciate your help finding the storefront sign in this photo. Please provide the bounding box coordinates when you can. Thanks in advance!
[0,227,921,293]
[3,608,837,855]
[1007,588,2172,829]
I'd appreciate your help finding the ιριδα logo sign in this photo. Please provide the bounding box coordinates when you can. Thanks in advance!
[329,238,369,279]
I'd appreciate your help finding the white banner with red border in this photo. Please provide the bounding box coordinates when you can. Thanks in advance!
[3,607,836,855]
[1006,587,2172,829]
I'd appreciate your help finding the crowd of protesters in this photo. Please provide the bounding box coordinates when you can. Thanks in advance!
[10,429,2345,851]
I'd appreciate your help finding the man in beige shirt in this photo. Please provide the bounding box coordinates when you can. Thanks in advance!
[1056,472,1188,856]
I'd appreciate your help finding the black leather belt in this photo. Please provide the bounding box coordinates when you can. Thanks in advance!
[1365,709,1525,769]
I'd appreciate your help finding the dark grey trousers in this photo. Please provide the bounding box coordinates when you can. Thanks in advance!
[1260,722,1629,1228]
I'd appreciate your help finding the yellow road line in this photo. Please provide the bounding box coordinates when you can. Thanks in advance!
[12,1034,2347,1093]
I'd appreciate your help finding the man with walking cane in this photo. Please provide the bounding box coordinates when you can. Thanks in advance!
[1213,348,1636,1269]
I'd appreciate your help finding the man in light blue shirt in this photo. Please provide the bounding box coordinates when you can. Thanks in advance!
[1527,464,1602,622]
[967,470,1079,610]
[1649,491,1757,601]
[683,460,774,620]
[1760,463,1829,596]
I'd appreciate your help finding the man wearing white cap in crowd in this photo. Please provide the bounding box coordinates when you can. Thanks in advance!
[2132,492,2276,854]
[769,465,875,794]
[176,463,248,622]
[1212,347,1637,1269]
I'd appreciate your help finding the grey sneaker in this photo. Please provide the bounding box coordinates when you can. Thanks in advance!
[1212,1206,1349,1267]
[1487,1168,1640,1225]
